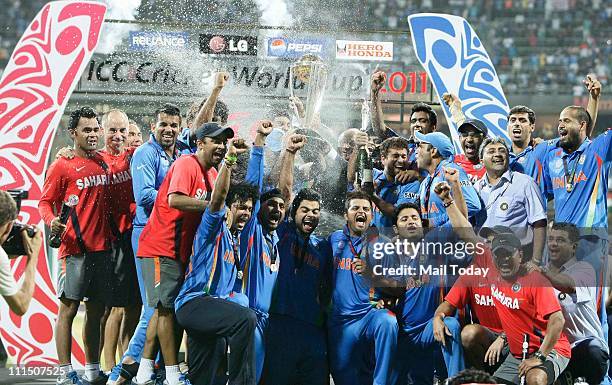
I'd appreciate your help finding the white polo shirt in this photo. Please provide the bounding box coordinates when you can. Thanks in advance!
[553,258,608,351]
[0,246,19,297]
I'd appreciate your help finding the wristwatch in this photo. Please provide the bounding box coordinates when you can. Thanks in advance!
[534,351,546,363]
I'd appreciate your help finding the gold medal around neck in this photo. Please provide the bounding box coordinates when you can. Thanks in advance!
[565,183,573,193]
[236,271,243,280]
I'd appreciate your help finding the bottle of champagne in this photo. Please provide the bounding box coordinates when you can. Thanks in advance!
[357,99,373,192]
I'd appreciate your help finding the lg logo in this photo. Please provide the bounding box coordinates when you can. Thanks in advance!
[200,34,257,56]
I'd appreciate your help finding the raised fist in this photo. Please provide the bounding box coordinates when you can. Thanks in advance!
[442,167,459,184]
[434,181,452,201]
[442,93,461,110]
[584,75,601,99]
[286,134,307,153]
[257,120,274,136]
[371,71,386,94]
[228,138,249,155]
[214,71,230,89]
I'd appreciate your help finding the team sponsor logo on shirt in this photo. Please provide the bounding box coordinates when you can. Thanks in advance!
[491,284,520,309]
[76,174,110,190]
[336,40,393,61]
[402,192,419,199]
[474,293,495,307]
[111,170,131,184]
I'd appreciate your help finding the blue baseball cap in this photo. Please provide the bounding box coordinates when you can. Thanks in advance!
[458,119,488,136]
[414,131,455,158]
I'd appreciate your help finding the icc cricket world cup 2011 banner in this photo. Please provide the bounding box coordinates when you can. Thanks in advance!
[0,1,106,366]
[408,13,511,152]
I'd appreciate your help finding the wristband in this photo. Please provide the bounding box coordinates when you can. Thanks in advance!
[443,200,454,208]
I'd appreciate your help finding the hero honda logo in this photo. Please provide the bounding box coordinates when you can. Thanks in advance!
[267,37,327,58]
[336,40,393,61]
[200,34,257,56]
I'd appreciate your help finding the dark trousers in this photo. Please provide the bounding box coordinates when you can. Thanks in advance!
[566,338,609,384]
[176,295,257,385]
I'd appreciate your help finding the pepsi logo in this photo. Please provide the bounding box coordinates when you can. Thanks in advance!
[269,38,287,55]
[209,36,226,53]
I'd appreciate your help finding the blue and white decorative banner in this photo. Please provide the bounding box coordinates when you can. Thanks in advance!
[408,13,510,152]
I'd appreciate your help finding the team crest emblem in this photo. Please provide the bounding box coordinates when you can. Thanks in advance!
[500,202,509,211]
[512,282,521,292]
[579,155,585,164]
[474,163,483,170]
[519,157,526,164]
[338,241,345,250]
[558,292,566,301]
[553,158,564,173]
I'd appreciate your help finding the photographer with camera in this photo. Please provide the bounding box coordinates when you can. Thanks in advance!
[0,190,41,316]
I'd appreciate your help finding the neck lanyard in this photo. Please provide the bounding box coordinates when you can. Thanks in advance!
[230,231,243,280]
[264,233,279,273]
[423,165,443,217]
[562,155,580,193]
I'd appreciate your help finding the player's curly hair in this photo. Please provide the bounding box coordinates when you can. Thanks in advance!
[226,183,259,208]
[290,188,321,220]
[393,202,422,226]
[380,137,411,157]
[446,368,496,385]
[67,106,99,131]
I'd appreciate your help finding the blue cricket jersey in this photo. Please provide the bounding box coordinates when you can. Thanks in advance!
[509,139,557,198]
[419,160,483,227]
[235,146,280,314]
[328,227,380,321]
[130,135,190,227]
[174,207,239,310]
[270,220,333,326]
[543,130,612,232]
[372,168,420,232]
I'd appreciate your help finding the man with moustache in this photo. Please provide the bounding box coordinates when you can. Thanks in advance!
[174,138,259,385]
[527,222,609,384]
[327,191,398,385]
[437,182,571,385]
[262,133,331,385]
[40,106,112,385]
[542,103,610,312]
[415,131,482,227]
[111,104,189,385]
[475,138,547,263]
[134,121,234,385]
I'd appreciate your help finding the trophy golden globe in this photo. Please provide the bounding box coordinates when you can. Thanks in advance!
[289,54,328,132]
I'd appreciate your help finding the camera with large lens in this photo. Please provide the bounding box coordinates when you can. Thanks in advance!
[2,190,35,257]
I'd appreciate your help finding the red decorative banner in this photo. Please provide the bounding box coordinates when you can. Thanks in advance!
[0,1,106,366]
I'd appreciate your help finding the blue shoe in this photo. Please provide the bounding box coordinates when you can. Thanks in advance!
[177,374,192,385]
[81,371,109,385]
[57,370,83,385]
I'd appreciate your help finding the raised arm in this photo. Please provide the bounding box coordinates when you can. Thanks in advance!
[209,139,249,213]
[442,93,466,127]
[434,181,479,244]
[245,120,273,190]
[347,131,369,184]
[584,74,601,137]
[370,71,387,138]
[442,167,468,219]
[278,133,307,205]
[191,72,229,134]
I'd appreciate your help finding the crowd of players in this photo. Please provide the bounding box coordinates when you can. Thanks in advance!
[36,69,610,385]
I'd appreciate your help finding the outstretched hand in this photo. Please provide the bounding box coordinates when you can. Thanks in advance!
[584,74,601,99]
[442,93,462,110]
[371,71,386,94]
[214,71,230,89]
[286,134,307,153]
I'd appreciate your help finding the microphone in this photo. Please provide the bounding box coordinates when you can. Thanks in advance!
[49,195,79,248]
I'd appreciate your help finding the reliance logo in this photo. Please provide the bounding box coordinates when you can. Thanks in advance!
[129,32,188,51]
